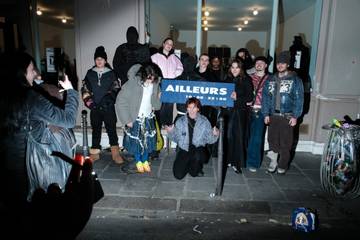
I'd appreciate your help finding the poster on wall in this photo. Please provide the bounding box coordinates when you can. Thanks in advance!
[46,48,56,73]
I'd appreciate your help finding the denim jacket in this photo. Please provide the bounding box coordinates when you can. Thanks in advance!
[261,71,304,118]
[167,114,218,151]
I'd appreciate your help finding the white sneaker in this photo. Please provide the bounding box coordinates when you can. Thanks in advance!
[248,167,257,173]
[266,151,278,173]
[277,168,286,174]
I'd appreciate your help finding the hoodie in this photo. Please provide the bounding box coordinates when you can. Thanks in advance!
[113,26,150,85]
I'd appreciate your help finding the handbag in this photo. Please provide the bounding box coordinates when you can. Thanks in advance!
[155,116,164,151]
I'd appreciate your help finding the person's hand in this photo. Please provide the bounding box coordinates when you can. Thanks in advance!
[58,74,73,91]
[84,97,94,109]
[289,117,297,127]
[230,91,237,100]
[213,127,220,136]
[164,124,174,133]
[126,122,133,128]
[264,116,270,124]
[42,83,64,100]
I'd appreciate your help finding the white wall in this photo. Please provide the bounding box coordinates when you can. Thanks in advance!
[75,0,145,82]
[177,30,267,58]
[75,0,145,125]
[281,4,315,51]
[149,7,171,46]
[321,0,360,96]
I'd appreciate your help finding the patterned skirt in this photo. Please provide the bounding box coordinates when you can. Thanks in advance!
[123,113,156,155]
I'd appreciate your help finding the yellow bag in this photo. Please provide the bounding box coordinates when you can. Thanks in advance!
[155,116,164,151]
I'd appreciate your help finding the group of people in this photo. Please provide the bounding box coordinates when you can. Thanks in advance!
[0,26,305,221]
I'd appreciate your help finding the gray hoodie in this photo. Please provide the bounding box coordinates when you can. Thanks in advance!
[115,64,161,125]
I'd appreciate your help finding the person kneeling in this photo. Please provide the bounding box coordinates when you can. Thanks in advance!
[165,98,219,180]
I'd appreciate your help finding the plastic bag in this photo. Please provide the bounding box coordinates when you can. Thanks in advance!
[321,124,360,198]
[155,116,164,151]
[291,207,317,232]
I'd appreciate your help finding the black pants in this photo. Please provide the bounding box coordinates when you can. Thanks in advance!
[268,115,294,169]
[159,102,174,126]
[173,146,208,180]
[90,107,118,149]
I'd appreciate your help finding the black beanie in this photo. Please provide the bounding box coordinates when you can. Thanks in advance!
[94,46,107,61]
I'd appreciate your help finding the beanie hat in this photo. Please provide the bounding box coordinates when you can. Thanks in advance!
[94,46,107,61]
[254,56,269,64]
[276,51,290,64]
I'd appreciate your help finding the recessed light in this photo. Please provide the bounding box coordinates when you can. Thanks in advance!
[244,19,249,25]
[62,18,67,23]
[253,9,258,15]
[36,8,42,16]
[203,20,208,25]
[238,27,242,31]
[204,11,210,17]
[204,27,208,31]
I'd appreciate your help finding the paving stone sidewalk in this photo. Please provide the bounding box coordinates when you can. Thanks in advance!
[91,149,360,223]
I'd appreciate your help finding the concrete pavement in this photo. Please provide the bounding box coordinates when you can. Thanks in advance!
[77,148,360,239]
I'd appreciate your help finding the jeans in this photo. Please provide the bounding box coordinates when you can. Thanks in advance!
[246,111,265,168]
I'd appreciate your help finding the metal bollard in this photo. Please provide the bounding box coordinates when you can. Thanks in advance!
[215,117,224,196]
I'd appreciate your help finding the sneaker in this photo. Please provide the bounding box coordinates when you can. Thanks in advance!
[232,166,242,174]
[136,161,144,173]
[277,168,286,174]
[142,161,151,172]
[266,157,278,173]
[248,167,257,173]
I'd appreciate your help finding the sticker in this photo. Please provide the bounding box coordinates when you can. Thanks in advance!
[280,80,293,93]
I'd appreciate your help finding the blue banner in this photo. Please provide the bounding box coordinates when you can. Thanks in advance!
[160,80,234,107]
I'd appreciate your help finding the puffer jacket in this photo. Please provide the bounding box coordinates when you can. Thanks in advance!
[167,114,218,151]
[261,71,304,118]
[151,51,183,79]
[81,67,120,111]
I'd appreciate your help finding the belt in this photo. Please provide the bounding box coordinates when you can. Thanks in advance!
[273,111,292,118]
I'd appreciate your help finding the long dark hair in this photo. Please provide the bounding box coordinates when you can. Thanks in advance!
[227,58,245,78]
[0,52,37,134]
[136,62,161,85]
[158,37,175,56]
[235,48,254,70]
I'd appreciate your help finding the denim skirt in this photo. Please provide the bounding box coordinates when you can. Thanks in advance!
[123,113,156,155]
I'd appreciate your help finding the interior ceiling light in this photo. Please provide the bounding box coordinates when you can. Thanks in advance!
[253,9,258,15]
[244,19,249,25]
[204,27,208,31]
[203,20,208,25]
[204,10,210,17]
[238,27,242,31]
[36,8,42,16]
[62,17,67,23]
